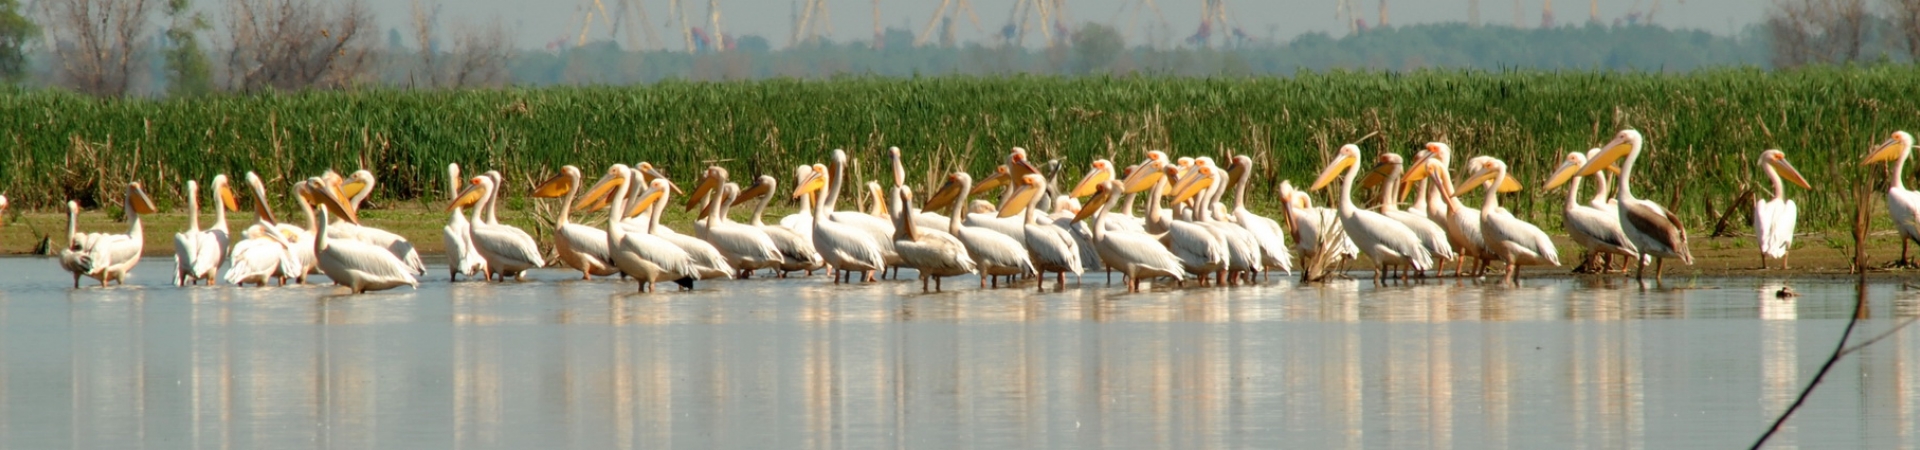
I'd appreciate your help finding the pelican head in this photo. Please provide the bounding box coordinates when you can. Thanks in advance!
[1580,129,1642,176]
[303,177,357,224]
[1543,151,1589,190]
[533,165,582,199]
[1309,144,1364,191]
[998,173,1049,218]
[1120,159,1171,194]
[244,172,277,224]
[1359,152,1404,188]
[1454,157,1519,196]
[924,172,971,212]
[687,166,729,212]
[340,170,375,200]
[124,182,158,215]
[1070,159,1116,198]
[1009,147,1040,179]
[1425,142,1454,164]
[633,162,682,195]
[211,174,239,211]
[448,176,492,214]
[1170,165,1217,206]
[971,165,1014,196]
[1864,131,1915,166]
[631,179,673,214]
[1225,155,1253,187]
[791,164,829,200]
[1073,180,1124,222]
[733,175,777,207]
[574,164,631,212]
[1761,149,1811,189]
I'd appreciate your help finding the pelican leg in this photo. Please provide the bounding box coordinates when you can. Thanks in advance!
[1655,258,1666,284]
[923,276,930,292]
[1783,253,1790,270]
[865,270,877,283]
[1057,272,1066,291]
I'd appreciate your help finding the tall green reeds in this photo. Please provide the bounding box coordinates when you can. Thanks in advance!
[2,67,1914,233]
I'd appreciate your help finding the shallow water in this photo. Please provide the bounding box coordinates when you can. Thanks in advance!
[4,256,1920,449]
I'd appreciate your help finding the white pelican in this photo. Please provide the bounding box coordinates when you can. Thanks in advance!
[1310,144,1433,282]
[451,175,546,280]
[1864,131,1920,265]
[888,147,953,233]
[1276,181,1359,264]
[1002,173,1082,291]
[792,161,885,283]
[1050,196,1107,281]
[1075,180,1184,292]
[1143,161,1227,283]
[224,223,296,287]
[1225,155,1293,276]
[891,185,975,291]
[639,177,735,281]
[1195,159,1266,283]
[931,171,1034,287]
[442,164,487,280]
[582,166,697,292]
[816,150,898,276]
[321,170,425,275]
[303,180,418,293]
[735,175,825,276]
[57,201,103,288]
[272,176,323,283]
[947,164,1028,240]
[1578,129,1693,282]
[1169,162,1252,285]
[1753,149,1811,269]
[1454,157,1559,284]
[1360,153,1455,277]
[534,165,619,279]
[75,183,158,287]
[1542,151,1640,272]
[699,181,783,277]
[173,176,237,285]
[1403,152,1494,276]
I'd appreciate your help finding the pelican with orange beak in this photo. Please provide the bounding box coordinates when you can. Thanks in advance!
[1863,131,1920,265]
[1310,144,1432,283]
[1455,157,1559,285]
[1753,149,1811,269]
[1577,129,1691,283]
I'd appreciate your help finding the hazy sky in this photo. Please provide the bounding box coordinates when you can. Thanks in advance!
[385,0,1761,50]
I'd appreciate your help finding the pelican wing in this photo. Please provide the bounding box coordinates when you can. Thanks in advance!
[959,226,1035,275]
[1484,211,1560,265]
[1235,210,1293,273]
[895,229,975,277]
[319,238,420,289]
[1024,222,1083,275]
[1565,205,1633,253]
[761,225,824,269]
[1343,209,1433,270]
[813,220,885,272]
[470,223,546,270]
[226,237,290,284]
[557,223,615,272]
[1890,189,1920,244]
[1099,230,1185,278]
[1621,199,1688,259]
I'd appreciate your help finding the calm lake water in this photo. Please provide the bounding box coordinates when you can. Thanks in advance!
[3,256,1919,449]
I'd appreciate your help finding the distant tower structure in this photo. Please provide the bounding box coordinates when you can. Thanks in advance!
[1468,0,1480,27]
[1541,0,1554,27]
[1335,0,1358,33]
[918,0,985,47]
[1588,0,1599,23]
[872,0,883,48]
[1377,0,1387,28]
[792,0,833,46]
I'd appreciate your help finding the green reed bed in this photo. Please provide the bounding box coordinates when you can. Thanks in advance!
[2,67,1916,234]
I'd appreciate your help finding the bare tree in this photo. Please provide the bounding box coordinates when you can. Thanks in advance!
[222,0,376,91]
[1767,0,1871,67]
[408,1,512,89]
[40,0,153,95]
[1889,0,1920,59]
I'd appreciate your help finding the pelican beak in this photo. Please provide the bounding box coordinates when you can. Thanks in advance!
[1498,175,1523,193]
[574,171,624,212]
[339,178,368,200]
[998,179,1042,218]
[926,175,967,212]
[532,171,574,198]
[631,184,668,215]
[643,168,683,195]
[1069,165,1112,198]
[1309,152,1357,191]
[308,179,359,224]
[733,179,772,207]
[1225,157,1248,187]
[126,182,159,215]
[1170,170,1214,205]
[1453,167,1498,197]
[971,166,1011,195]
[1580,136,1634,176]
[1544,158,1583,190]
[1121,162,1168,194]
[449,177,488,212]
[1358,157,1395,189]
[1074,185,1113,222]
[686,170,723,212]
[791,170,827,200]
[1865,136,1909,165]
[1770,153,1812,189]
[218,183,240,211]
[1011,155,1040,179]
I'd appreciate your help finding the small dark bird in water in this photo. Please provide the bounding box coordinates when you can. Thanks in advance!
[1776,286,1798,299]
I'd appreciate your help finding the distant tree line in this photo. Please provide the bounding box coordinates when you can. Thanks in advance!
[0,0,1916,96]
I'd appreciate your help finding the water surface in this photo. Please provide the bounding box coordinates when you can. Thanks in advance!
[4,257,1919,449]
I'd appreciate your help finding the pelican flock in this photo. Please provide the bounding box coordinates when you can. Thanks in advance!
[21,129,1905,293]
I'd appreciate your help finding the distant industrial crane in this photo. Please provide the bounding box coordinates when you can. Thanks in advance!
[793,0,833,46]
[575,0,661,49]
[1335,0,1358,33]
[1001,0,1062,47]
[1542,0,1553,27]
[1188,0,1247,46]
[918,0,985,47]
